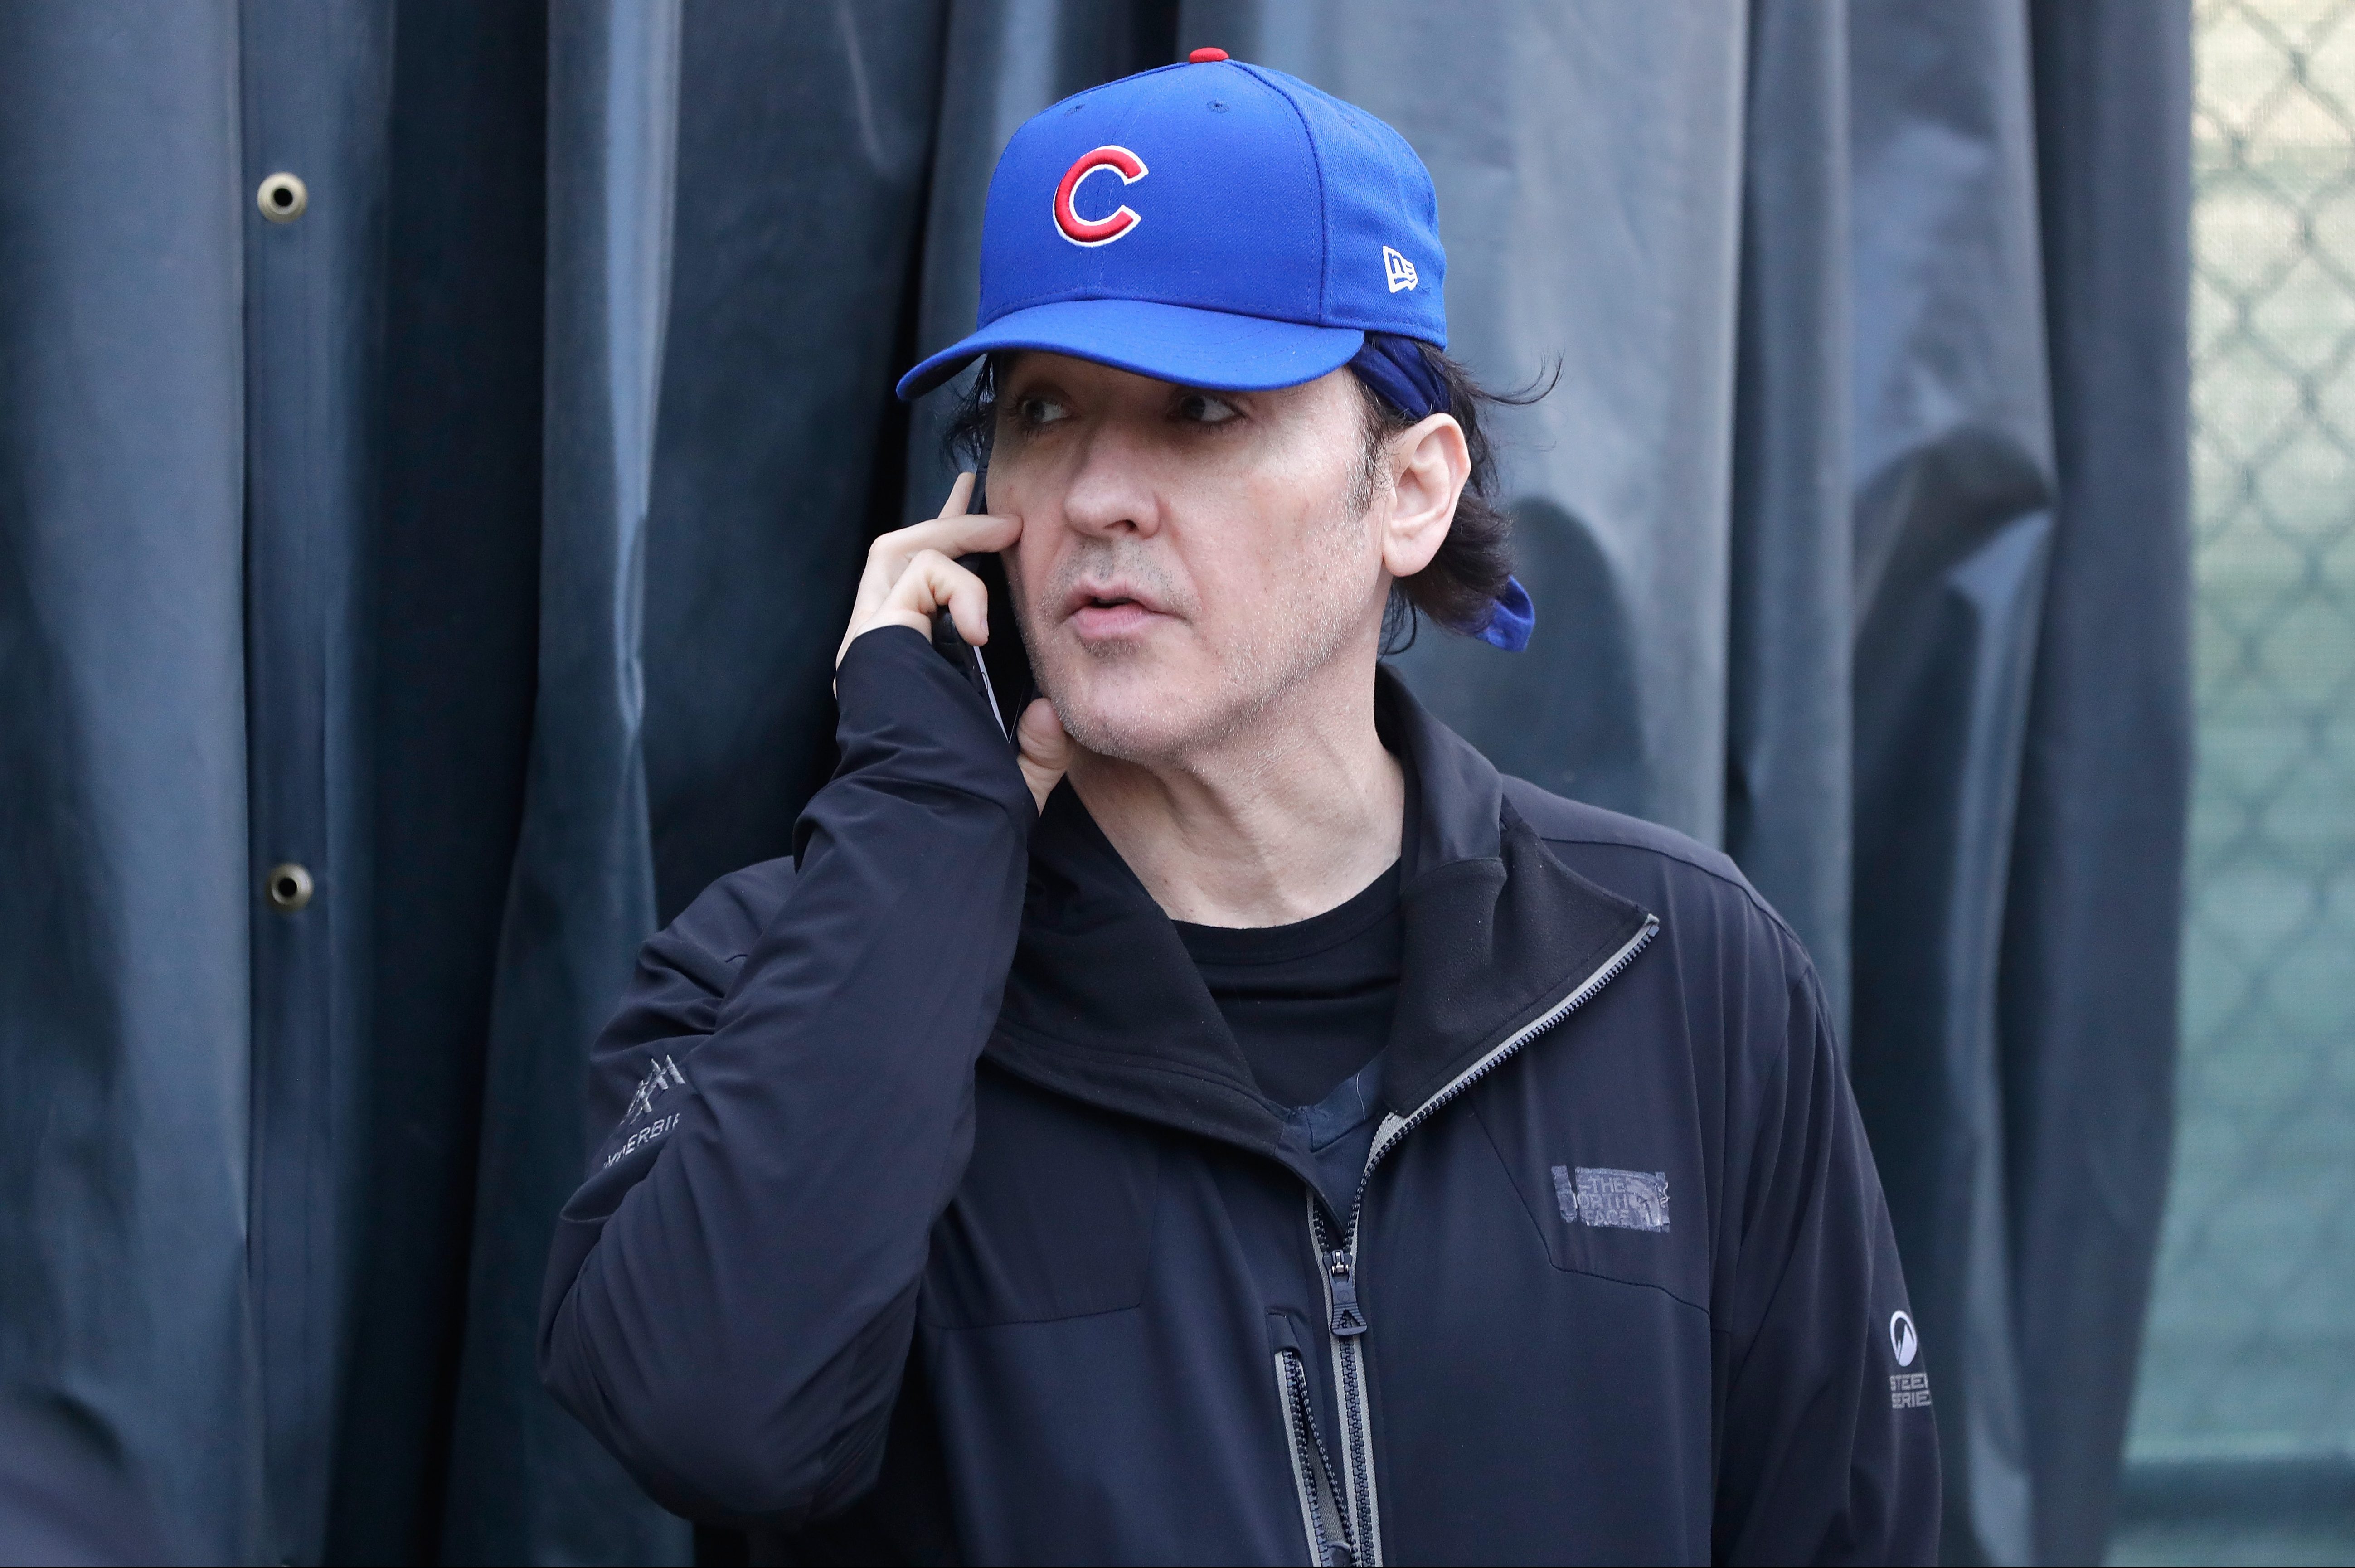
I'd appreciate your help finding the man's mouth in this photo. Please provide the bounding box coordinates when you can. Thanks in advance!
[1063,582,1167,639]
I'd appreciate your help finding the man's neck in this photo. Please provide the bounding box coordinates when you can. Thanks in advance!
[1065,659,1404,928]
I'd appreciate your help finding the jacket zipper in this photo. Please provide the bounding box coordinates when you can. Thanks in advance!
[1305,915,1658,1566]
[1274,1347,1356,1564]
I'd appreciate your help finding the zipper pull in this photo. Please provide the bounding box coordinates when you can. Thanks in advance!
[1326,1249,1368,1337]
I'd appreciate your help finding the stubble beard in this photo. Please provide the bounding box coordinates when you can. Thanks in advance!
[1013,498,1379,770]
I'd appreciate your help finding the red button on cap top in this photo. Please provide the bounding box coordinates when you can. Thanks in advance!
[1188,47,1228,63]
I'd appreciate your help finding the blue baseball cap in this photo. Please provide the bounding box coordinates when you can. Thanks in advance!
[895,50,1447,401]
[898,51,1534,653]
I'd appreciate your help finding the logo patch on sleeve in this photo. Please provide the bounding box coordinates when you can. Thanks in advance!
[626,1055,687,1122]
[1551,1165,1670,1233]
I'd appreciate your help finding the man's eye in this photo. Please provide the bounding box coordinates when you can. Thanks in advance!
[1178,392,1241,425]
[1016,396,1069,427]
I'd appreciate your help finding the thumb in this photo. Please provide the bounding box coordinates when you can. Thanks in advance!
[1015,697,1072,816]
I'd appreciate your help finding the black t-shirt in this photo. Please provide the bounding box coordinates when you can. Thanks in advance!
[1172,856,1404,1218]
[1172,860,1403,1106]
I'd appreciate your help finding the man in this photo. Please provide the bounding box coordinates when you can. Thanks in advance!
[541,52,1938,1564]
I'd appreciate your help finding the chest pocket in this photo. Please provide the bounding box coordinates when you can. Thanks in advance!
[921,1063,1162,1328]
[1467,1061,1709,1311]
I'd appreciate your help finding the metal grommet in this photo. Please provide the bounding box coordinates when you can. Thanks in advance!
[265,862,314,912]
[257,172,308,223]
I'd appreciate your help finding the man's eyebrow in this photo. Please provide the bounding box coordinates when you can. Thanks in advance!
[999,372,1068,401]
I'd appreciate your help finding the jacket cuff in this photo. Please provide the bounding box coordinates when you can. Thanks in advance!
[832,624,1035,823]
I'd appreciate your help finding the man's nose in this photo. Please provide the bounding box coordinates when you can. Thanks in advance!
[1058,424,1162,539]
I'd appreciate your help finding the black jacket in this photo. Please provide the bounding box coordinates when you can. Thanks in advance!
[541,626,1940,1564]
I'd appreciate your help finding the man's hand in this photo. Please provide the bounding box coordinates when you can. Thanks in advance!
[837,472,1014,660]
[838,473,1069,813]
[1014,695,1073,816]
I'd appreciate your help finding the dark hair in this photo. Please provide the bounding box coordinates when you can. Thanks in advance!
[941,344,1551,651]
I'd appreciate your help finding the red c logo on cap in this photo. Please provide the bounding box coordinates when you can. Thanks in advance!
[1054,146,1148,247]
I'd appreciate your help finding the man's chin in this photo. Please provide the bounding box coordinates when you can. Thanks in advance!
[1051,695,1207,766]
[1044,664,1228,766]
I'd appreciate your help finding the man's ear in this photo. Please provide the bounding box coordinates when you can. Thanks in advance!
[1380,413,1471,579]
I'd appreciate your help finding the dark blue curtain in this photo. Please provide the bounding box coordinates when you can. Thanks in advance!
[0,1,2186,1563]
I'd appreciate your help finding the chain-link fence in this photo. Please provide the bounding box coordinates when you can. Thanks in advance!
[2126,0,2355,1493]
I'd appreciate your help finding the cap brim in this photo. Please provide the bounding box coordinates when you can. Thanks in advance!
[894,298,1365,400]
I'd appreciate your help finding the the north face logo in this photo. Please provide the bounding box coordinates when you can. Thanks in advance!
[1383,245,1419,293]
[1552,1165,1670,1233]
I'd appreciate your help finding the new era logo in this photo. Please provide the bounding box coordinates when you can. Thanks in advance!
[1383,245,1418,293]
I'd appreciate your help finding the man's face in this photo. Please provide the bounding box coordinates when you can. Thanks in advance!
[988,353,1387,764]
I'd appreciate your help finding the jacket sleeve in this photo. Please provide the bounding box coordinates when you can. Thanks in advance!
[1712,926,1942,1564]
[538,625,1035,1527]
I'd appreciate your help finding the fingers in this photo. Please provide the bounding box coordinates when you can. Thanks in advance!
[838,474,1022,667]
[865,511,1019,580]
[1015,697,1072,816]
[887,549,990,646]
[868,474,1019,582]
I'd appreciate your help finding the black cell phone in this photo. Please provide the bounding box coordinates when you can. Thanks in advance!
[926,483,1033,744]
[932,597,1008,739]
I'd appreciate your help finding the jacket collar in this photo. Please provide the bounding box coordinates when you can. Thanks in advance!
[985,667,1652,1169]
